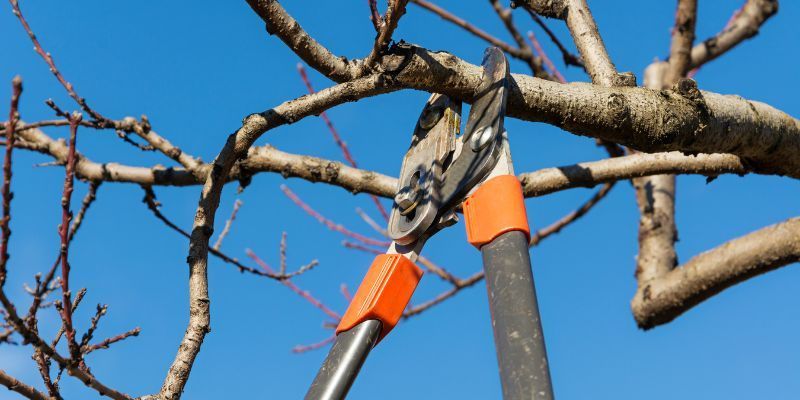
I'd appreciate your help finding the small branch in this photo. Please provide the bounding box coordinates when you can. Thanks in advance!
[633,217,800,329]
[296,64,390,220]
[363,0,410,73]
[83,327,141,355]
[57,112,83,365]
[0,77,22,288]
[212,199,242,251]
[529,182,614,245]
[280,185,390,247]
[561,0,621,86]
[9,0,105,122]
[279,232,287,276]
[489,0,548,77]
[367,0,382,31]
[524,9,584,68]
[292,335,335,354]
[355,208,389,237]
[141,187,316,280]
[245,250,341,321]
[664,0,698,84]
[403,272,484,317]
[0,288,131,399]
[69,180,101,242]
[410,0,530,61]
[246,0,362,81]
[79,304,108,350]
[519,152,746,197]
[527,30,566,83]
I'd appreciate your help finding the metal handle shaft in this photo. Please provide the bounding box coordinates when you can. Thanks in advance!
[481,230,554,400]
[305,319,382,400]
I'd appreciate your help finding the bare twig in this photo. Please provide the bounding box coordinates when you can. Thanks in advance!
[141,187,316,280]
[528,30,566,83]
[0,77,22,288]
[281,185,390,247]
[9,1,105,123]
[689,0,778,70]
[489,0,548,77]
[212,199,242,251]
[69,180,101,242]
[57,112,83,365]
[296,64,390,220]
[524,8,584,68]
[410,0,530,61]
[83,327,141,355]
[367,0,382,31]
[530,182,614,245]
[245,250,341,321]
[292,335,336,354]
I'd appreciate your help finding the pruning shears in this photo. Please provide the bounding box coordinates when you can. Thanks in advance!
[305,47,554,400]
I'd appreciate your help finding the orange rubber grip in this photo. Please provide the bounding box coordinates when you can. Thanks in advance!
[463,175,530,248]
[336,254,423,341]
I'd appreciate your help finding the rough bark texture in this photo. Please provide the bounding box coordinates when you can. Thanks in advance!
[632,218,800,328]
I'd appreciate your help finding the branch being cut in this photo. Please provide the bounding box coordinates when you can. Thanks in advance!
[240,3,800,175]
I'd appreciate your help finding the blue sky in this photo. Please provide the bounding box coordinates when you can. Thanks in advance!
[1,1,799,399]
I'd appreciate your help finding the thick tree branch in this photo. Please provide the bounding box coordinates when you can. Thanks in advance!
[632,217,800,329]
[243,0,799,176]
[632,0,699,307]
[0,369,48,400]
[518,152,746,196]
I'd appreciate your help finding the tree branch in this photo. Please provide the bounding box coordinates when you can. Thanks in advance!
[632,217,800,329]
[690,0,778,69]
[0,369,48,400]
[157,73,398,400]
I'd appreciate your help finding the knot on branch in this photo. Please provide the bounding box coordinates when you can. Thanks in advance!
[510,0,567,19]
[613,72,638,87]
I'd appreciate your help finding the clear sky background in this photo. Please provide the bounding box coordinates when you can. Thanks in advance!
[1,1,799,399]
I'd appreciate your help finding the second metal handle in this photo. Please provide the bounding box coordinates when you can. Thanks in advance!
[481,230,554,400]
